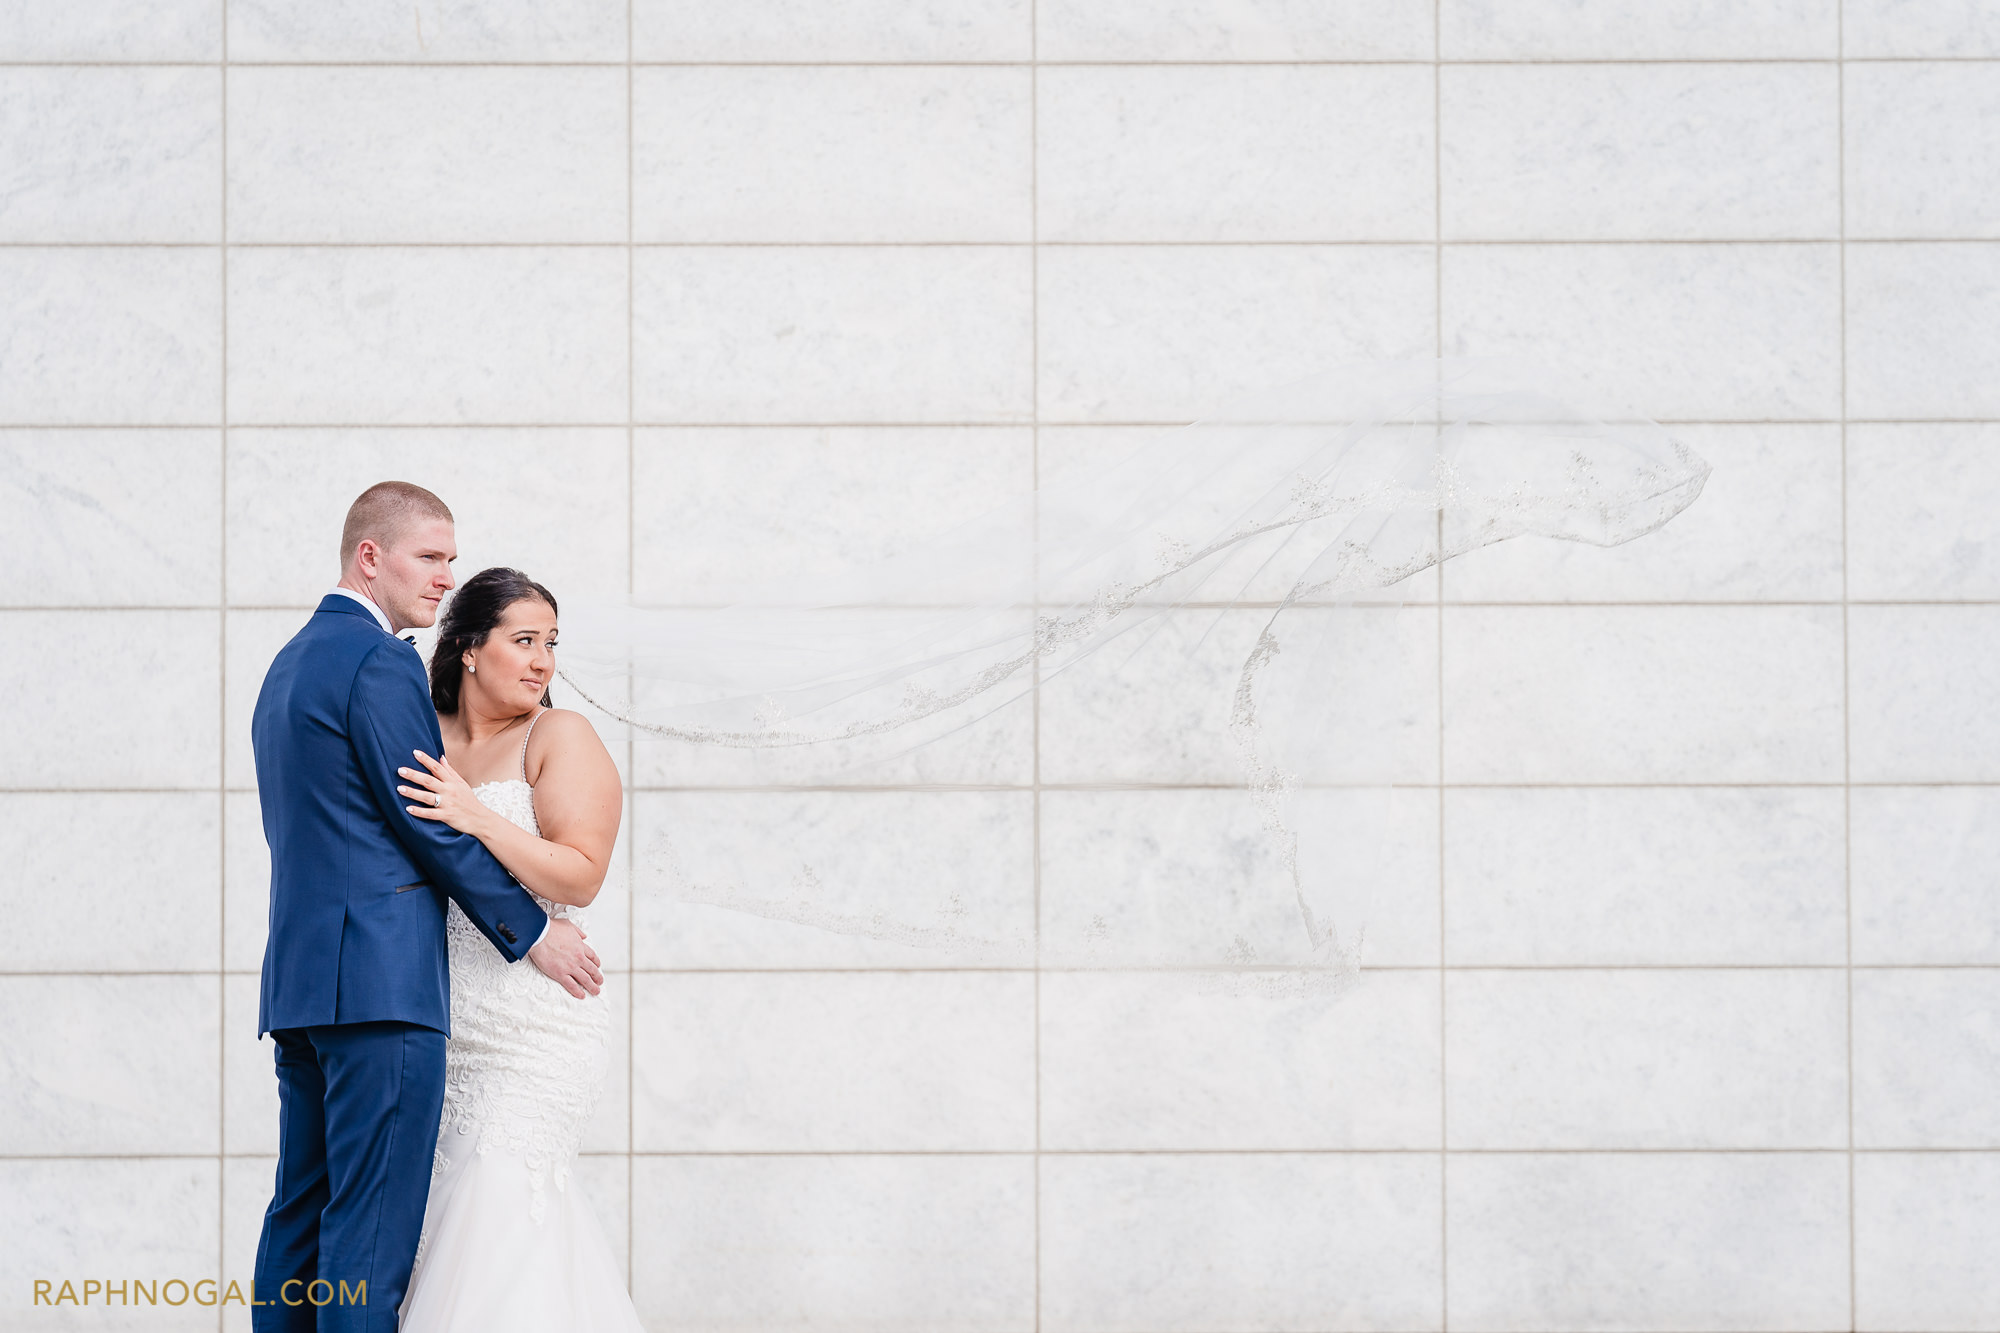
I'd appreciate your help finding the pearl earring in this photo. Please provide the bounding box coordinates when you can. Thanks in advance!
[467,664,476,674]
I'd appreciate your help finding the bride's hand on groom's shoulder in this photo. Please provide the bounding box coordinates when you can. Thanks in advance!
[529,917,603,999]
[397,750,491,838]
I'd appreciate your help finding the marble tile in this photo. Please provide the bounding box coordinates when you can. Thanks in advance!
[571,1154,631,1281]
[236,793,624,977]
[634,67,1029,243]
[1843,0,2000,57]
[1038,244,1435,423]
[1038,66,1433,242]
[0,248,220,426]
[1850,605,2000,782]
[1442,424,1841,603]
[1446,786,1847,965]
[627,653,1036,789]
[225,427,629,609]
[1040,605,1438,785]
[228,68,625,244]
[1847,63,2000,239]
[0,0,218,60]
[1443,605,1845,784]
[632,0,1030,61]
[1447,1152,1851,1331]
[1847,243,2000,419]
[1440,0,1838,58]
[0,1159,219,1332]
[632,971,1033,1151]
[1040,787,1441,970]
[630,1154,1035,1332]
[1032,420,1443,605]
[229,0,627,61]
[222,974,276,1155]
[0,792,220,972]
[1447,969,1847,1149]
[221,1155,278,1332]
[0,429,220,606]
[632,790,1036,970]
[622,424,1037,785]
[572,823,632,975]
[0,68,219,243]
[1852,786,2000,965]
[224,791,269,970]
[0,974,217,1155]
[1,609,219,790]
[231,805,628,984]
[1854,968,2000,1148]
[1038,0,1434,59]
[1854,1152,2000,1332]
[223,608,307,792]
[226,248,627,426]
[630,426,1032,603]
[634,246,1033,424]
[1443,242,1842,421]
[223,979,621,1157]
[573,975,632,1155]
[1041,969,1440,1151]
[1039,419,1444,604]
[1041,1152,1442,1331]
[1849,424,2000,600]
[1443,64,1838,240]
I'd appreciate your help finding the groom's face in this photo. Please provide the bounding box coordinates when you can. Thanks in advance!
[372,518,458,631]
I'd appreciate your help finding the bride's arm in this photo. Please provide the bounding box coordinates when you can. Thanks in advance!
[397,710,622,907]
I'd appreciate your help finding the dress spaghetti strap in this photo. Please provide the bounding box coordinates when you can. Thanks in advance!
[518,709,545,784]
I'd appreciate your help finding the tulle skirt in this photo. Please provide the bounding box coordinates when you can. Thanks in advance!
[398,1138,643,1332]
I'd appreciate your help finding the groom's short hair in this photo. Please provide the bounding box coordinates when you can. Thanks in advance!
[340,481,454,564]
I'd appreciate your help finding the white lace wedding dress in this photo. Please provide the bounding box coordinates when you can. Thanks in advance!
[399,729,643,1332]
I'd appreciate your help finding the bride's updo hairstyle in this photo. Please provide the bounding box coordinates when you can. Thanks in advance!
[429,566,559,715]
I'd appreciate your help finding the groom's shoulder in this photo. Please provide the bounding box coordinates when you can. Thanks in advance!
[283,609,416,681]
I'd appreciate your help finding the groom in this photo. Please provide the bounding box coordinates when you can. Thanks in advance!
[250,481,602,1332]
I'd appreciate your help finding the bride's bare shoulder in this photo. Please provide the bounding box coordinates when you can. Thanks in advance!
[526,708,616,772]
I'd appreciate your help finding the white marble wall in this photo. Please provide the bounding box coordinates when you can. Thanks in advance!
[4,2,2000,1330]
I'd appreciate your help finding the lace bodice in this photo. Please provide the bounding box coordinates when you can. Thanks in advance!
[466,777,573,922]
[428,712,609,1225]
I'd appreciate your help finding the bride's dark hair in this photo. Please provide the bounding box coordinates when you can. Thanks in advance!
[429,566,560,715]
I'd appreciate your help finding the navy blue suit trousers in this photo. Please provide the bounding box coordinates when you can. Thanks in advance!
[253,1023,445,1332]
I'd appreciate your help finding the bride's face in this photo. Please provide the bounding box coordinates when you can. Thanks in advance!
[464,598,558,715]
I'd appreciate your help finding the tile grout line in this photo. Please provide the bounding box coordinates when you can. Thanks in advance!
[1029,6,1043,1326]
[13,963,2000,977]
[1433,7,1450,1327]
[1837,10,1858,1326]
[216,4,229,1320]
[28,599,2000,613]
[9,417,2000,428]
[9,236,2000,247]
[34,781,2000,795]
[5,54,1999,68]
[11,1147,2000,1160]
[624,0,637,1292]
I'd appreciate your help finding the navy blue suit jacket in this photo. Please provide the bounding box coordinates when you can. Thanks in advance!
[252,594,547,1036]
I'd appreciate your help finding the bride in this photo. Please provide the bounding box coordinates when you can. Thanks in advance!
[389,566,643,1332]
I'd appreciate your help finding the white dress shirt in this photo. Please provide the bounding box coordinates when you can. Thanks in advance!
[327,584,394,633]
[326,586,550,951]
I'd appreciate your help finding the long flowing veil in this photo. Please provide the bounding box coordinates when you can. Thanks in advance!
[558,356,1710,990]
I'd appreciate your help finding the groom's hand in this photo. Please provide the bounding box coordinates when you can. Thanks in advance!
[528,918,603,999]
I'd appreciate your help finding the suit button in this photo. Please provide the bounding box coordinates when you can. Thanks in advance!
[499,922,517,944]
